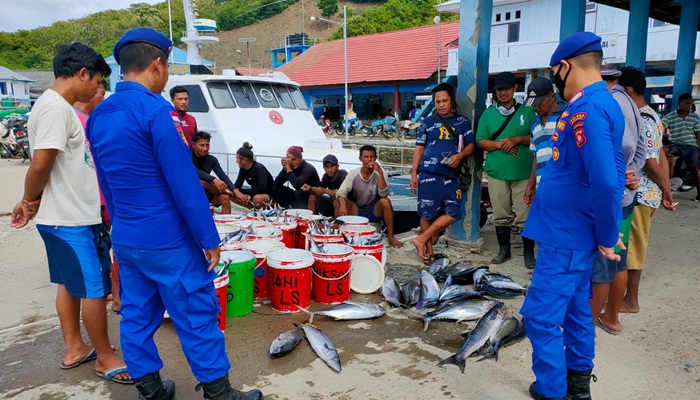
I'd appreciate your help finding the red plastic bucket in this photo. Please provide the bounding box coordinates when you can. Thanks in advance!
[213,273,229,331]
[289,212,321,249]
[309,232,344,249]
[311,244,354,304]
[341,224,377,239]
[267,249,315,312]
[214,214,245,224]
[243,240,286,299]
[349,242,384,264]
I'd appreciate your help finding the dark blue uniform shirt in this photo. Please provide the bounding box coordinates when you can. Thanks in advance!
[86,81,220,250]
[416,113,474,179]
[523,81,625,250]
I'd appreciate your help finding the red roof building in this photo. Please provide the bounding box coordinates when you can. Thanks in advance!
[275,21,460,121]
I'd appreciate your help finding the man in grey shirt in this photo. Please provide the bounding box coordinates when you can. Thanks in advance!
[336,145,403,248]
[590,65,646,335]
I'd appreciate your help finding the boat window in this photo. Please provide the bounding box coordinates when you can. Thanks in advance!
[289,87,309,110]
[252,83,279,108]
[272,84,295,109]
[180,84,209,112]
[229,82,260,108]
[207,82,236,109]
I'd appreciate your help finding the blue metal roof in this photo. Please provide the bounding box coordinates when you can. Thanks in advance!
[105,47,212,66]
[0,66,35,82]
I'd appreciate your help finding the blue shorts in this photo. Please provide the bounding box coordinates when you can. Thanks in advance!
[37,224,112,298]
[591,201,635,283]
[417,173,462,221]
[357,201,381,222]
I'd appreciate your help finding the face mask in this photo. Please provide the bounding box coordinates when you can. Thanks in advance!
[497,104,515,116]
[553,63,571,101]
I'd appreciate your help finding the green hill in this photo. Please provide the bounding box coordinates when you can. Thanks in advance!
[0,0,453,71]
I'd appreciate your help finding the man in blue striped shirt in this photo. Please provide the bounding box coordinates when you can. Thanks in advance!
[523,77,562,228]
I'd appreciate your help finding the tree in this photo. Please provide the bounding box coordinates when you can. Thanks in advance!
[318,0,338,19]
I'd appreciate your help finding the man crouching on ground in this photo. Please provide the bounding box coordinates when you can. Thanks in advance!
[336,145,403,248]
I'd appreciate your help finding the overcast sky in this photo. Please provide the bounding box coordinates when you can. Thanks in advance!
[1,0,163,32]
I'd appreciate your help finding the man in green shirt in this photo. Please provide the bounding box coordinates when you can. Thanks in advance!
[476,72,537,267]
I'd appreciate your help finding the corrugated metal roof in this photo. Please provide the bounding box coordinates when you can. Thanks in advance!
[276,21,460,87]
[0,66,35,82]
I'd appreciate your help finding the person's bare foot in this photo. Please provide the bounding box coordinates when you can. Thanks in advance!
[619,299,639,314]
[389,235,404,248]
[598,314,623,333]
[411,237,428,260]
[95,353,131,382]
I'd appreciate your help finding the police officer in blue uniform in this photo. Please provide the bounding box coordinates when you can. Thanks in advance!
[86,28,264,400]
[520,32,626,400]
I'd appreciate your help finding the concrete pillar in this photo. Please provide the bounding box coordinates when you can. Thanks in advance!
[394,85,400,117]
[448,0,493,243]
[626,0,650,70]
[672,1,700,109]
[559,0,586,41]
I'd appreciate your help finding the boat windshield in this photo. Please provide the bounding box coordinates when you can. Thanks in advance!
[201,81,309,111]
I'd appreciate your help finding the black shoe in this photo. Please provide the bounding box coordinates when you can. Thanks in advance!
[566,369,597,400]
[196,375,264,400]
[134,372,175,400]
[529,382,569,400]
[522,237,536,269]
[491,226,511,264]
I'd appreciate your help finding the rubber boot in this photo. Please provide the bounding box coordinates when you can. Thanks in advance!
[196,375,264,400]
[523,237,536,269]
[134,372,175,400]
[566,369,597,400]
[491,226,512,264]
[529,382,570,400]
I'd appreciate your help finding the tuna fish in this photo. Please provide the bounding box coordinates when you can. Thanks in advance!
[313,301,387,321]
[301,323,341,372]
[475,271,527,298]
[428,257,451,276]
[401,280,421,307]
[423,299,498,332]
[478,316,520,362]
[382,277,404,308]
[417,270,440,309]
[437,275,483,303]
[269,323,305,358]
[437,302,505,373]
[435,262,485,284]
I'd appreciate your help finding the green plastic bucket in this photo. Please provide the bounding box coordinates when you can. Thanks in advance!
[219,250,256,317]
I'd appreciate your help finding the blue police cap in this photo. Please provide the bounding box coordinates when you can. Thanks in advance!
[549,31,602,67]
[113,27,172,65]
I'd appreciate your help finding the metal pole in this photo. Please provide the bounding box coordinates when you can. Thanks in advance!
[302,0,305,34]
[247,41,252,75]
[343,5,349,140]
[168,0,174,69]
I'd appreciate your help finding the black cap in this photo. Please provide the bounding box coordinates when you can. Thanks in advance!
[322,154,338,165]
[525,77,554,108]
[494,72,517,90]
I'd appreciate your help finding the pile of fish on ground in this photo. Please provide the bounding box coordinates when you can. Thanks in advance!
[268,301,387,372]
[382,259,528,373]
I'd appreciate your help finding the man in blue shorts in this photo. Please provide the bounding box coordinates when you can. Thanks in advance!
[336,145,403,248]
[11,43,131,384]
[86,28,263,400]
[410,82,475,263]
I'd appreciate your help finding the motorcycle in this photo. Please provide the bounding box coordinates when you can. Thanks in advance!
[1,117,30,161]
[334,119,358,136]
[319,115,333,135]
[399,119,421,140]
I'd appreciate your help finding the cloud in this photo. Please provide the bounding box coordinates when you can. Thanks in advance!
[1,0,162,32]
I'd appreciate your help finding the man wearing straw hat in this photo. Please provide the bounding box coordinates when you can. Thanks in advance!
[85,27,264,400]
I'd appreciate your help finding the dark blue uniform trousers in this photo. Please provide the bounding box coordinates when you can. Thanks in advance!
[113,240,230,382]
[520,244,596,399]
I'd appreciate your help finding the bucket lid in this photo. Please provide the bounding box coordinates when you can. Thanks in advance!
[243,239,286,255]
[337,216,369,225]
[220,250,255,264]
[350,255,384,294]
[341,224,376,234]
[283,209,313,216]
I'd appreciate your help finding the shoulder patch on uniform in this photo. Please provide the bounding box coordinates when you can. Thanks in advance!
[556,120,566,131]
[170,111,188,145]
[570,112,586,125]
[561,110,569,118]
[552,147,560,161]
[574,128,587,148]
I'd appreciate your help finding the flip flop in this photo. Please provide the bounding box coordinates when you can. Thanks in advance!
[96,367,134,385]
[595,317,622,336]
[60,349,97,370]
[422,254,435,266]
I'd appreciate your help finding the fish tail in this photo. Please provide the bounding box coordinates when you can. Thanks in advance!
[423,317,431,332]
[295,305,315,323]
[437,354,466,374]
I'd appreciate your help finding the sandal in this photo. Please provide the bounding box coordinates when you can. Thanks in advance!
[595,317,622,336]
[96,367,134,385]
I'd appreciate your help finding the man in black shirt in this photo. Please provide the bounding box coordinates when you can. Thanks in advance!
[273,146,320,208]
[232,142,273,208]
[191,131,235,214]
[303,154,347,216]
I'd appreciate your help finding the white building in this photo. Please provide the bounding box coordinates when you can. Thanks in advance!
[439,0,700,94]
[0,66,33,108]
